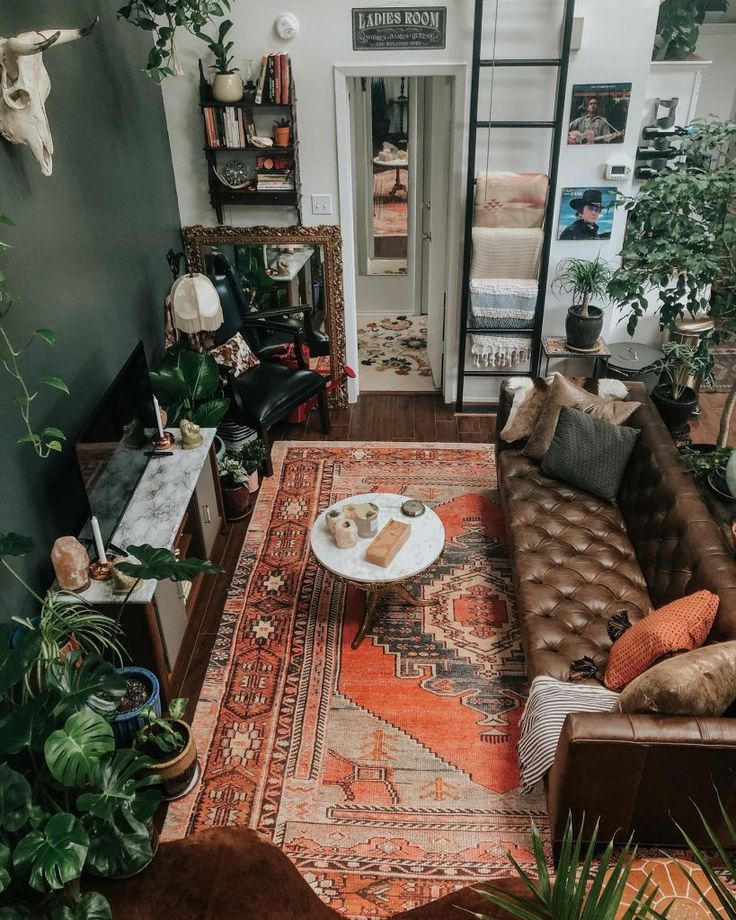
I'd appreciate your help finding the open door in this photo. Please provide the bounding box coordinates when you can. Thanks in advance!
[420,76,452,389]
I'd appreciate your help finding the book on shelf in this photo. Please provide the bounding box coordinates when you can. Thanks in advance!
[254,53,268,105]
[203,105,253,148]
[254,52,291,105]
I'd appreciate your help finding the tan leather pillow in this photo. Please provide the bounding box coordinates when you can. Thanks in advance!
[618,639,736,717]
[522,375,640,461]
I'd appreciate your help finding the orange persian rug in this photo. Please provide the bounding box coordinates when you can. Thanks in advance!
[163,442,547,918]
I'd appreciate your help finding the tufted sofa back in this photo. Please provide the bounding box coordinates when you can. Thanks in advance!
[618,383,736,641]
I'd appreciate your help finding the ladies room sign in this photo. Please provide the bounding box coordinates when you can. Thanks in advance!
[352,7,447,49]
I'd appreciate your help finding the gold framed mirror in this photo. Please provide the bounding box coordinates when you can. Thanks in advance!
[182,224,348,408]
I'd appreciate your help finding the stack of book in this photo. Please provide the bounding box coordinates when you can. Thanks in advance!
[254,53,291,105]
[256,155,295,192]
[203,106,253,149]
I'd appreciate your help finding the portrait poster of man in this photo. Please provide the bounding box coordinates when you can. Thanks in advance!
[567,83,631,145]
[558,187,616,241]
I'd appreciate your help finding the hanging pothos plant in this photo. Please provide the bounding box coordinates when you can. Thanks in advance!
[117,0,232,80]
[0,214,69,459]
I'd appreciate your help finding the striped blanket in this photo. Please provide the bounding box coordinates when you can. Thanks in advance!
[518,676,619,792]
[470,279,537,330]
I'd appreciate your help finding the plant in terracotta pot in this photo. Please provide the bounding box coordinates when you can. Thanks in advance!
[239,437,267,492]
[273,117,291,148]
[199,19,243,102]
[135,697,198,800]
[218,451,251,520]
[552,255,613,352]
[649,340,714,431]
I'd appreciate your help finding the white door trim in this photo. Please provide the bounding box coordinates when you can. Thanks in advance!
[334,62,469,403]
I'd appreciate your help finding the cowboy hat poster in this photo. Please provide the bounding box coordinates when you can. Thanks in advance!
[557,187,616,241]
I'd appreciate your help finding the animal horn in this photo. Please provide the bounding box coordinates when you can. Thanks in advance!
[47,17,100,47]
[6,31,60,56]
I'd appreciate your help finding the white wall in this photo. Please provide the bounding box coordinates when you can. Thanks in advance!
[695,24,736,120]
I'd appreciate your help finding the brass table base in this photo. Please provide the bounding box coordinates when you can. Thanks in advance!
[352,583,436,649]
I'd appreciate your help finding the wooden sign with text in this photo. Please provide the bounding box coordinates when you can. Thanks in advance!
[352,7,447,50]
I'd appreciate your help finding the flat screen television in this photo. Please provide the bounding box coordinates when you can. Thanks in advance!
[76,342,155,557]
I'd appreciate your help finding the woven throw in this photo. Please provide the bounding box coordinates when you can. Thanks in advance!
[471,333,532,368]
[470,278,537,330]
[519,676,618,792]
[474,172,548,229]
[470,228,543,280]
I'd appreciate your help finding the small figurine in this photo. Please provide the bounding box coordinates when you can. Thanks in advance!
[180,418,203,450]
[112,557,142,595]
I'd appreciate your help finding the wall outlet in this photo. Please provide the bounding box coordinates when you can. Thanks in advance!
[311,194,333,215]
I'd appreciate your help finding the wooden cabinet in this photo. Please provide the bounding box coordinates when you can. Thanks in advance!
[194,452,221,558]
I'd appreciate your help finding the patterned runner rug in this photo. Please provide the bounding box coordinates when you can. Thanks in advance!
[163,442,547,919]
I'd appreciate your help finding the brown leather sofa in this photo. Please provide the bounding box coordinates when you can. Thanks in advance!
[496,379,736,850]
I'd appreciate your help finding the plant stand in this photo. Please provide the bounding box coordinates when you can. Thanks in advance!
[542,335,610,377]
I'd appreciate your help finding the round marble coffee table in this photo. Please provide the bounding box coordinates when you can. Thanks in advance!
[310,492,445,649]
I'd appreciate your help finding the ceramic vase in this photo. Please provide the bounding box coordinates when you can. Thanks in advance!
[213,73,244,103]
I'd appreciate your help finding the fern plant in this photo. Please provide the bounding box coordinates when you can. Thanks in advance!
[675,794,736,917]
[552,256,613,318]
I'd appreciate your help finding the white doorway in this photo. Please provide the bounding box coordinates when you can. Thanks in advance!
[336,66,460,396]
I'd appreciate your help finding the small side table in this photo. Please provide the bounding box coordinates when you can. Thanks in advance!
[542,336,610,378]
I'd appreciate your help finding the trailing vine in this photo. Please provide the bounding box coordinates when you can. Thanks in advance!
[0,214,70,459]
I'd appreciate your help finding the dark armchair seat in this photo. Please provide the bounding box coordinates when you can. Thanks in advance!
[229,361,327,431]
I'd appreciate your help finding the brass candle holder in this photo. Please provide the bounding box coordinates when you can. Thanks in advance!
[152,431,176,451]
[89,559,114,581]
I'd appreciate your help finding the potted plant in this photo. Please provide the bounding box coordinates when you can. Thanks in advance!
[653,0,728,61]
[134,697,199,800]
[199,19,243,102]
[239,437,267,493]
[273,117,291,147]
[218,451,251,520]
[552,255,613,351]
[117,0,233,80]
[150,349,230,428]
[650,340,715,430]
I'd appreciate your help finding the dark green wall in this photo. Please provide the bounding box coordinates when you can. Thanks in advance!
[0,1,181,620]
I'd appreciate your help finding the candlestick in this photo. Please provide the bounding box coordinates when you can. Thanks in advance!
[153,395,165,439]
[90,515,106,562]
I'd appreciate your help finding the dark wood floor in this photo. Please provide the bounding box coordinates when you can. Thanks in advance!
[175,390,734,715]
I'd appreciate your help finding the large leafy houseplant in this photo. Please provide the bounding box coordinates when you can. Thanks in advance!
[653,0,728,61]
[117,0,232,80]
[149,349,230,428]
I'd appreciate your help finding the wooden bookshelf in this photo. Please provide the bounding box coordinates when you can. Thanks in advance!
[198,60,302,224]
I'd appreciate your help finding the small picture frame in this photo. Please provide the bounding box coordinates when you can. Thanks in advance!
[558,187,617,241]
[567,83,631,146]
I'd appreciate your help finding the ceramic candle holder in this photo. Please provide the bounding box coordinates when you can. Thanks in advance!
[334,518,358,549]
[326,509,344,535]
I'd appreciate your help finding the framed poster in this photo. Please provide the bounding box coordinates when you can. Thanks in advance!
[567,83,632,145]
[352,7,447,50]
[558,187,617,241]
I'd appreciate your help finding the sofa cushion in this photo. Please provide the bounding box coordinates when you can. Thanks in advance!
[618,639,736,717]
[604,590,720,692]
[540,407,639,504]
[522,375,640,461]
[498,450,652,682]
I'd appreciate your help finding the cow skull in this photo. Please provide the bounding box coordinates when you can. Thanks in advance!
[0,18,97,176]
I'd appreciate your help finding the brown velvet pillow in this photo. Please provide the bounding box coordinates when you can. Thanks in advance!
[522,375,640,461]
[617,640,736,717]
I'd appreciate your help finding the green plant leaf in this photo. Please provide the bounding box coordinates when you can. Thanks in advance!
[13,813,88,892]
[192,397,230,428]
[179,350,219,400]
[0,696,51,755]
[0,764,32,832]
[44,710,115,788]
[47,652,127,717]
[39,376,70,395]
[85,809,154,878]
[0,532,34,557]
[0,842,10,893]
[0,625,41,697]
[39,427,66,440]
[33,329,56,345]
[77,749,161,822]
[50,892,112,920]
[168,697,188,720]
[116,544,222,583]
[150,365,188,400]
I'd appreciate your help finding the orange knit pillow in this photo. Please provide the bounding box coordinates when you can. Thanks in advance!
[604,591,720,692]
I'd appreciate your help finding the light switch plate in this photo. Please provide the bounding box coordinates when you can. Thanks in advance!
[311,194,333,215]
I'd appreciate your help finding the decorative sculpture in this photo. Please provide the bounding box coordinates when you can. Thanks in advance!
[180,418,204,450]
[0,18,97,176]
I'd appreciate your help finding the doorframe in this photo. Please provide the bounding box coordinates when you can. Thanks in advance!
[334,62,469,403]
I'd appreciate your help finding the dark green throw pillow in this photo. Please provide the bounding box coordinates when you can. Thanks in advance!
[539,406,639,503]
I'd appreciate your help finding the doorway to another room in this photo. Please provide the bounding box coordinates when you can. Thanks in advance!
[348,74,452,394]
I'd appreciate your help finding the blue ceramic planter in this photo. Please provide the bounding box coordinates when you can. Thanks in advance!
[112,666,161,746]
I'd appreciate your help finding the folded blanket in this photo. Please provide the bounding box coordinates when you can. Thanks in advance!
[470,228,543,280]
[474,172,549,229]
[471,334,533,368]
[518,676,619,793]
[470,279,538,330]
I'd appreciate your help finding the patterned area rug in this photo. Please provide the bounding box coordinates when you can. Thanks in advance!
[163,442,547,919]
[358,315,436,393]
[703,345,736,394]
[374,168,408,237]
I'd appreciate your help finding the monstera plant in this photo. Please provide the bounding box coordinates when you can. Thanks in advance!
[149,349,230,428]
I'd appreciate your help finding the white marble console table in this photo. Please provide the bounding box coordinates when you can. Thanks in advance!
[79,428,224,700]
